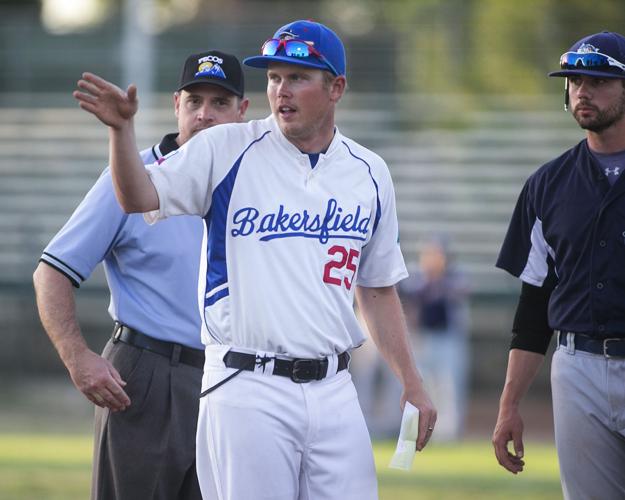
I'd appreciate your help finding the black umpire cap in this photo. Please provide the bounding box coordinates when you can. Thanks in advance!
[177,50,245,97]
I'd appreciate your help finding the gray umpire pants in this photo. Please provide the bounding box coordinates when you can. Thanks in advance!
[92,340,203,500]
[551,334,625,500]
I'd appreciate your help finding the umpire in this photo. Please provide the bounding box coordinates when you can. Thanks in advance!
[493,31,625,500]
[33,51,247,499]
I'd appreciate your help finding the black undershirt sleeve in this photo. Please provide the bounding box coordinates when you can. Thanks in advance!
[510,281,554,354]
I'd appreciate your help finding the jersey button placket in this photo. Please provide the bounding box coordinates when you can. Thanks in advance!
[304,170,315,187]
[300,157,313,187]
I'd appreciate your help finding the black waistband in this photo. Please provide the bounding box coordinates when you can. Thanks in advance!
[559,332,625,358]
[223,350,350,383]
[112,323,204,369]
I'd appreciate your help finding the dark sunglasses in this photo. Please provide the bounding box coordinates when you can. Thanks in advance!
[261,38,340,76]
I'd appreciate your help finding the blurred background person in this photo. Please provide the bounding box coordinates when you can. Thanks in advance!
[350,307,403,439]
[399,235,471,441]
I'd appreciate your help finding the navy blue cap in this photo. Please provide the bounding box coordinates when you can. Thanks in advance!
[549,31,625,79]
[243,20,346,77]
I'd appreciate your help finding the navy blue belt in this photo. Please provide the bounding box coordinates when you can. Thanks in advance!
[559,332,625,358]
[112,322,204,369]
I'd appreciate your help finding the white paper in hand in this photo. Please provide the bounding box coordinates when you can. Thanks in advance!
[389,402,419,470]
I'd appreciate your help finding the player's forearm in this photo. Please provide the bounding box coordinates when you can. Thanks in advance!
[498,349,545,410]
[109,122,159,213]
[355,285,421,387]
[33,263,89,368]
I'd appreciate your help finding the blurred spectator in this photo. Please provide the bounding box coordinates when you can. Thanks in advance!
[399,235,471,441]
[350,308,403,438]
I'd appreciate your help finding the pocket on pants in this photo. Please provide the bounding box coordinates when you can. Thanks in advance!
[102,340,146,386]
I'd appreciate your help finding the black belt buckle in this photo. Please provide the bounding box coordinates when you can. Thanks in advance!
[291,359,319,383]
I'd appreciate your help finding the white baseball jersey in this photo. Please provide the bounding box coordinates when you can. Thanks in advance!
[146,115,407,358]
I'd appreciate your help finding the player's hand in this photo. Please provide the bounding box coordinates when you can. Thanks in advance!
[67,348,130,412]
[402,384,437,452]
[492,405,526,474]
[73,72,138,130]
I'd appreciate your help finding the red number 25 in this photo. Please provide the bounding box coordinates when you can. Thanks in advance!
[323,245,360,290]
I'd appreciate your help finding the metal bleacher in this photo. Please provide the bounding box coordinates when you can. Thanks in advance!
[0,93,582,296]
[337,96,582,294]
[390,119,581,293]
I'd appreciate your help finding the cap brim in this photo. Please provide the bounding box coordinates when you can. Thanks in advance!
[177,77,243,97]
[548,69,625,79]
[243,55,329,72]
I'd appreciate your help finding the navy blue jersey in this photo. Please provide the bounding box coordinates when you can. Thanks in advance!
[497,139,625,338]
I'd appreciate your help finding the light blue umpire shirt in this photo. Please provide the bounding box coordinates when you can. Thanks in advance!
[40,133,204,350]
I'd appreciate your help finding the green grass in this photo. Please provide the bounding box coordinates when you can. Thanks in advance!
[0,434,92,500]
[0,435,561,499]
[375,440,561,499]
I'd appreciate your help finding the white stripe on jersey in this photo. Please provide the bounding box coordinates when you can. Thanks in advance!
[520,217,557,287]
[205,282,228,300]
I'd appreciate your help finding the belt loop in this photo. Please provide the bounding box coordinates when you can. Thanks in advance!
[326,353,338,376]
[112,322,123,343]
[171,344,181,366]
[254,352,275,376]
[603,339,613,359]
[566,332,575,354]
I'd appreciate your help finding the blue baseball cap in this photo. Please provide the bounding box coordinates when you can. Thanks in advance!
[549,31,625,79]
[243,20,346,77]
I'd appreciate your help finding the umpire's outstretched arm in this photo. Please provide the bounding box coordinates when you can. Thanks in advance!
[73,72,159,213]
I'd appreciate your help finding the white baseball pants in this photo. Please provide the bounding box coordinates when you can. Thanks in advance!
[196,346,378,500]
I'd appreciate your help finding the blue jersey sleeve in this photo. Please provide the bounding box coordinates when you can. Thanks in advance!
[40,168,127,287]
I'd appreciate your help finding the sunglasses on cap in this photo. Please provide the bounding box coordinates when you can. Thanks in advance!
[559,50,625,73]
[261,38,340,77]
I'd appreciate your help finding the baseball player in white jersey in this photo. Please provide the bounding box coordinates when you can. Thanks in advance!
[73,19,436,500]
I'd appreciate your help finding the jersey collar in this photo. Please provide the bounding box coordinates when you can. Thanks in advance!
[267,114,343,159]
[154,132,180,159]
